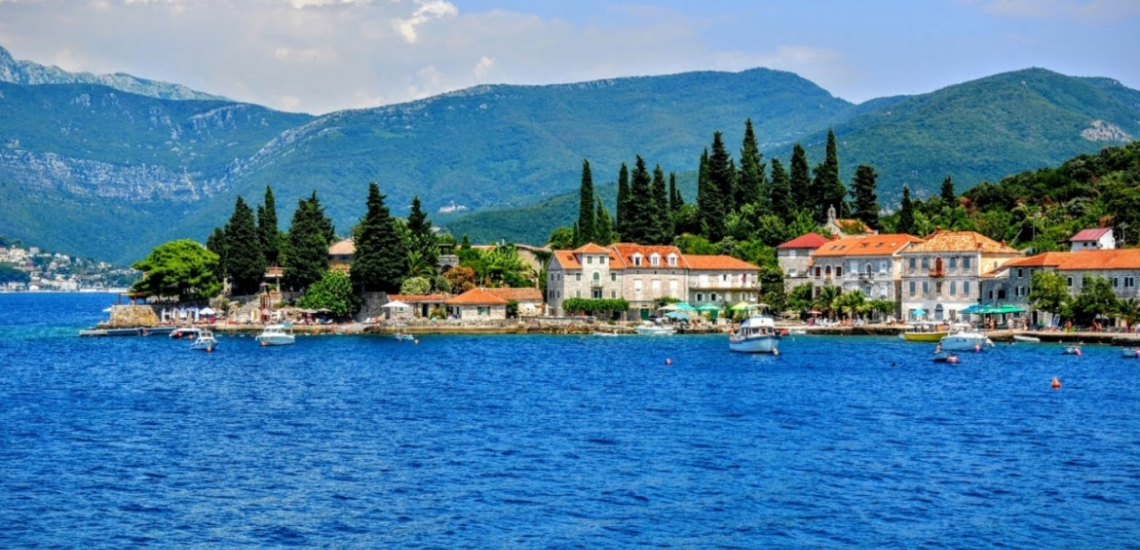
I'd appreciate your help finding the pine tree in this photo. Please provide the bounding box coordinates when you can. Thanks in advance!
[257,185,281,266]
[768,158,795,224]
[850,164,881,230]
[223,196,266,296]
[940,176,956,204]
[595,197,613,246]
[897,185,916,236]
[352,183,408,293]
[812,128,846,223]
[577,160,596,245]
[206,226,228,279]
[708,131,736,223]
[668,172,684,211]
[406,196,438,268]
[615,163,630,240]
[283,192,334,290]
[651,164,671,244]
[789,143,812,215]
[738,119,765,210]
[624,156,653,244]
[696,149,715,239]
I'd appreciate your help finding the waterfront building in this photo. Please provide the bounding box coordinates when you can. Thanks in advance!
[777,233,830,292]
[808,234,925,310]
[900,230,1020,322]
[610,244,690,318]
[384,294,448,319]
[981,248,1140,328]
[329,238,355,274]
[1068,227,1116,252]
[482,287,545,317]
[683,254,762,307]
[444,288,508,320]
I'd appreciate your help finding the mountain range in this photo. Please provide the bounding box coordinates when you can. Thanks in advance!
[0,44,1136,264]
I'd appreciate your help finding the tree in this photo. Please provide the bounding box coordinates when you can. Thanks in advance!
[1071,275,1115,326]
[897,185,917,236]
[297,270,358,317]
[595,198,614,246]
[813,129,846,223]
[812,285,842,320]
[0,263,30,285]
[283,192,335,290]
[352,182,408,293]
[941,176,956,205]
[624,156,654,244]
[706,132,736,239]
[577,160,596,246]
[399,276,432,295]
[615,163,631,240]
[1029,270,1070,319]
[548,227,575,249]
[444,265,476,293]
[850,164,881,230]
[130,240,222,302]
[789,143,812,214]
[650,164,671,244]
[768,158,795,224]
[668,172,684,212]
[258,185,281,266]
[205,227,227,277]
[738,119,766,211]
[406,195,438,271]
[695,148,718,239]
[223,195,266,295]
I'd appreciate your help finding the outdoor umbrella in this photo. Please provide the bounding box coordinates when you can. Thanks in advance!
[728,301,753,311]
[697,303,721,312]
[382,301,411,309]
[675,302,698,311]
[993,304,1025,314]
[199,307,216,316]
[664,311,690,321]
[959,304,981,314]
[658,303,682,312]
[913,308,927,316]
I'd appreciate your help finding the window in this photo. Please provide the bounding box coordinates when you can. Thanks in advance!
[651,279,661,293]
[650,254,660,267]
[611,273,617,282]
[836,267,843,277]
[634,279,643,293]
[611,290,616,298]
[950,257,957,269]
[632,254,643,267]
[963,281,970,296]
[1018,268,1023,278]
[880,261,888,274]
[921,257,929,270]
[586,256,593,265]
[697,293,704,302]
[1127,277,1136,288]
[670,279,679,297]
[789,250,797,258]
[815,267,822,277]
[711,293,719,301]
[601,256,606,264]
[592,272,600,283]
[826,266,832,275]
[575,290,581,298]
[1113,277,1119,288]
[1067,277,1073,287]
[592,289,602,299]
[922,281,929,294]
[575,273,581,281]
[909,257,916,270]
[909,281,916,296]
[935,282,942,295]
[789,269,798,277]
[667,254,677,267]
[963,257,971,269]
[950,281,957,295]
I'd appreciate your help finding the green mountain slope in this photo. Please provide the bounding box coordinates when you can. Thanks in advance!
[794,68,1139,201]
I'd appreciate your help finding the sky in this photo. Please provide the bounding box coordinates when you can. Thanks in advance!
[0,0,1137,115]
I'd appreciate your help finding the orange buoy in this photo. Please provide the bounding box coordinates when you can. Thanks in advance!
[772,348,779,356]
[207,347,214,353]
[414,339,419,345]
[260,340,267,347]
[1052,377,1061,389]
[665,358,673,365]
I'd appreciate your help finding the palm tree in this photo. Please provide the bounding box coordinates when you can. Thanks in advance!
[1116,297,1140,329]
[813,286,842,320]
[836,290,866,321]
[406,250,435,279]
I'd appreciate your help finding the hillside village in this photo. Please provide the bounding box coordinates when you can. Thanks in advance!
[0,240,137,292]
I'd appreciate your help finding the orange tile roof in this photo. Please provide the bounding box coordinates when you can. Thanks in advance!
[985,249,1140,274]
[778,232,830,249]
[444,288,508,305]
[1070,228,1112,242]
[906,230,1019,254]
[552,249,622,270]
[572,243,611,254]
[328,238,355,255]
[684,255,758,271]
[610,243,688,269]
[999,252,1069,269]
[482,287,544,302]
[811,234,924,257]
[387,294,447,303]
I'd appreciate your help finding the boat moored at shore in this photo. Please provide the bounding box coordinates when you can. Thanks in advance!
[255,324,296,346]
[729,313,781,354]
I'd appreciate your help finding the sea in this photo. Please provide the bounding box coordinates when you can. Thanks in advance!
[2,293,1139,548]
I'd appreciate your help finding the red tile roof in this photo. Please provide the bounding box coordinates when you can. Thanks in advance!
[387,294,446,303]
[328,238,355,255]
[444,288,508,305]
[552,249,622,270]
[610,243,687,269]
[482,287,544,302]
[778,232,830,249]
[905,230,1019,254]
[684,255,758,271]
[1070,228,1112,242]
[572,243,611,254]
[811,234,924,257]
[987,249,1140,274]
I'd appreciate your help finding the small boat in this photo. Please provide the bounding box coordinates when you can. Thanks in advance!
[170,327,201,339]
[729,314,781,354]
[1122,348,1139,359]
[787,328,807,335]
[635,321,676,336]
[1062,345,1082,356]
[1012,334,1041,343]
[255,324,296,346]
[394,332,415,341]
[190,331,219,351]
[940,323,994,351]
[900,322,948,342]
[593,329,622,337]
[932,350,959,363]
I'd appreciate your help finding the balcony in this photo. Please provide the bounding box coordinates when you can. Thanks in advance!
[930,269,945,278]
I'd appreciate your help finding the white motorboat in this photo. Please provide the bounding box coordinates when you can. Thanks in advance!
[255,324,296,346]
[940,323,994,351]
[170,327,201,339]
[189,330,218,352]
[635,321,676,336]
[1063,345,1082,356]
[395,332,415,341]
[1122,348,1139,359]
[729,314,781,354]
[1012,334,1041,343]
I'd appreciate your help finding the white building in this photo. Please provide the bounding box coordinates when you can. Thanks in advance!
[1068,228,1115,252]
[900,230,1020,322]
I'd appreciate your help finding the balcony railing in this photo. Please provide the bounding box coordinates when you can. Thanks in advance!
[930,269,945,278]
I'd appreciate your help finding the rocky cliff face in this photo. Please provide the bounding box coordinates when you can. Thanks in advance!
[0,45,225,101]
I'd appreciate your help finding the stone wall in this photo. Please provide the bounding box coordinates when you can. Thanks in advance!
[108,305,159,328]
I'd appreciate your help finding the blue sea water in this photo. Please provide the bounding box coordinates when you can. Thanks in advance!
[2,294,1140,548]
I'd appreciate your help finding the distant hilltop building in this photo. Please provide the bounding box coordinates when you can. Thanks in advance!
[438,201,467,214]
[1068,228,1115,252]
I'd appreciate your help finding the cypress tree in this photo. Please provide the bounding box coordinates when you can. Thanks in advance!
[940,176,956,204]
[850,164,881,230]
[577,160,596,245]
[595,197,613,246]
[668,172,684,211]
[768,158,795,224]
[704,132,735,241]
[897,185,916,236]
[406,195,438,268]
[206,226,228,279]
[813,128,846,223]
[789,143,812,215]
[615,163,630,240]
[283,193,334,290]
[223,196,266,296]
[571,222,580,249]
[352,182,408,293]
[624,156,653,244]
[650,164,671,244]
[258,185,281,266]
[738,119,765,210]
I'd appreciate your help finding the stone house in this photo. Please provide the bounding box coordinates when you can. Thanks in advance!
[1068,228,1115,252]
[482,287,545,317]
[610,244,690,318]
[777,232,830,292]
[329,238,355,274]
[808,234,925,306]
[900,230,1020,322]
[444,288,507,320]
[385,294,448,319]
[547,243,624,316]
[684,254,762,306]
[822,205,875,238]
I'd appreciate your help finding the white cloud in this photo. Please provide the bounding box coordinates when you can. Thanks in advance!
[472,55,493,78]
[392,0,457,44]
